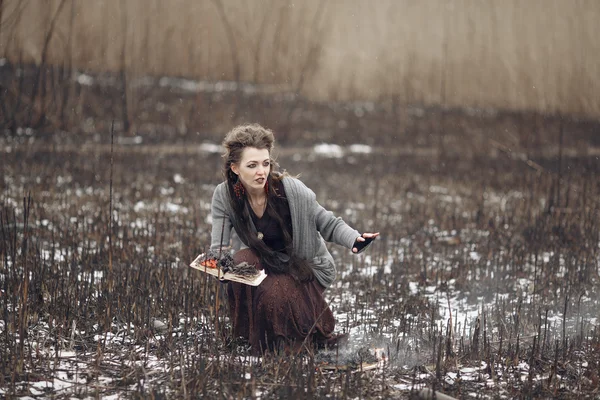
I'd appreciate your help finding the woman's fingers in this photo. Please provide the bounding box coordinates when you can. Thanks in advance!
[361,232,380,238]
[357,232,380,241]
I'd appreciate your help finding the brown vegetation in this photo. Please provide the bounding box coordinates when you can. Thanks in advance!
[1,0,599,118]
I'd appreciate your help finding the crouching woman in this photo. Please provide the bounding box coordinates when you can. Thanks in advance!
[209,124,378,354]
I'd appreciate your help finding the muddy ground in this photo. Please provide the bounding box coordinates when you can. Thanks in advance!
[1,66,600,398]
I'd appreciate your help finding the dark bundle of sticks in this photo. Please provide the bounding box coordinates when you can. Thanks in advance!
[226,261,260,277]
[203,250,260,277]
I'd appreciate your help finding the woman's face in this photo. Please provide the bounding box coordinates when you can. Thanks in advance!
[231,147,271,193]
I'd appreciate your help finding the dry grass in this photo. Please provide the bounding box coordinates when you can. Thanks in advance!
[1,0,599,118]
[1,73,600,397]
[1,120,600,397]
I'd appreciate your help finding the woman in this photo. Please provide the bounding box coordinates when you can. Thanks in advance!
[209,123,379,354]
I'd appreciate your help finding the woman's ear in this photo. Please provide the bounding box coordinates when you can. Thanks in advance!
[230,164,239,176]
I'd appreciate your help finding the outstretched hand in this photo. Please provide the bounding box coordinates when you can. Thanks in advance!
[352,232,380,253]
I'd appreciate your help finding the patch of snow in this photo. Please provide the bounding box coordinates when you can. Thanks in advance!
[383,259,392,274]
[159,77,203,92]
[199,142,222,153]
[360,264,378,277]
[31,380,53,389]
[158,77,265,94]
[348,144,372,154]
[30,387,44,395]
[76,73,94,86]
[215,81,238,92]
[517,361,530,371]
[41,249,65,262]
[516,278,533,294]
[445,371,458,384]
[409,282,419,295]
[200,143,223,153]
[118,136,143,145]
[160,187,175,196]
[134,201,146,212]
[314,143,344,158]
[165,202,188,214]
[429,185,448,194]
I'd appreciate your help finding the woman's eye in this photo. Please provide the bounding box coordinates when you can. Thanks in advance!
[263,162,270,167]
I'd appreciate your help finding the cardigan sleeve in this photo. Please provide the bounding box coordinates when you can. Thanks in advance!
[314,200,360,250]
[282,176,360,254]
[209,183,233,252]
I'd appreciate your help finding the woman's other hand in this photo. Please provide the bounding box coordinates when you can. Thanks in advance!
[352,232,380,253]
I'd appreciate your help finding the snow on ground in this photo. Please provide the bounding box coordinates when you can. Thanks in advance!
[199,142,222,153]
[348,144,373,154]
[313,143,373,158]
[314,143,344,158]
[3,144,599,399]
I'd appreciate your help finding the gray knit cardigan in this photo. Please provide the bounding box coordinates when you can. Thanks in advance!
[209,176,360,288]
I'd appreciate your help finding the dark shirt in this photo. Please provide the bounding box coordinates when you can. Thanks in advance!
[248,180,293,253]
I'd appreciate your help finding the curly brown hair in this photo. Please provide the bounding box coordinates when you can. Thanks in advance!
[221,124,276,183]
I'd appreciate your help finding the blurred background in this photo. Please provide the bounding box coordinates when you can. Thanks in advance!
[1,0,599,143]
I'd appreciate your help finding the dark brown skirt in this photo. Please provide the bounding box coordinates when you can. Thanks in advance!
[227,249,336,354]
